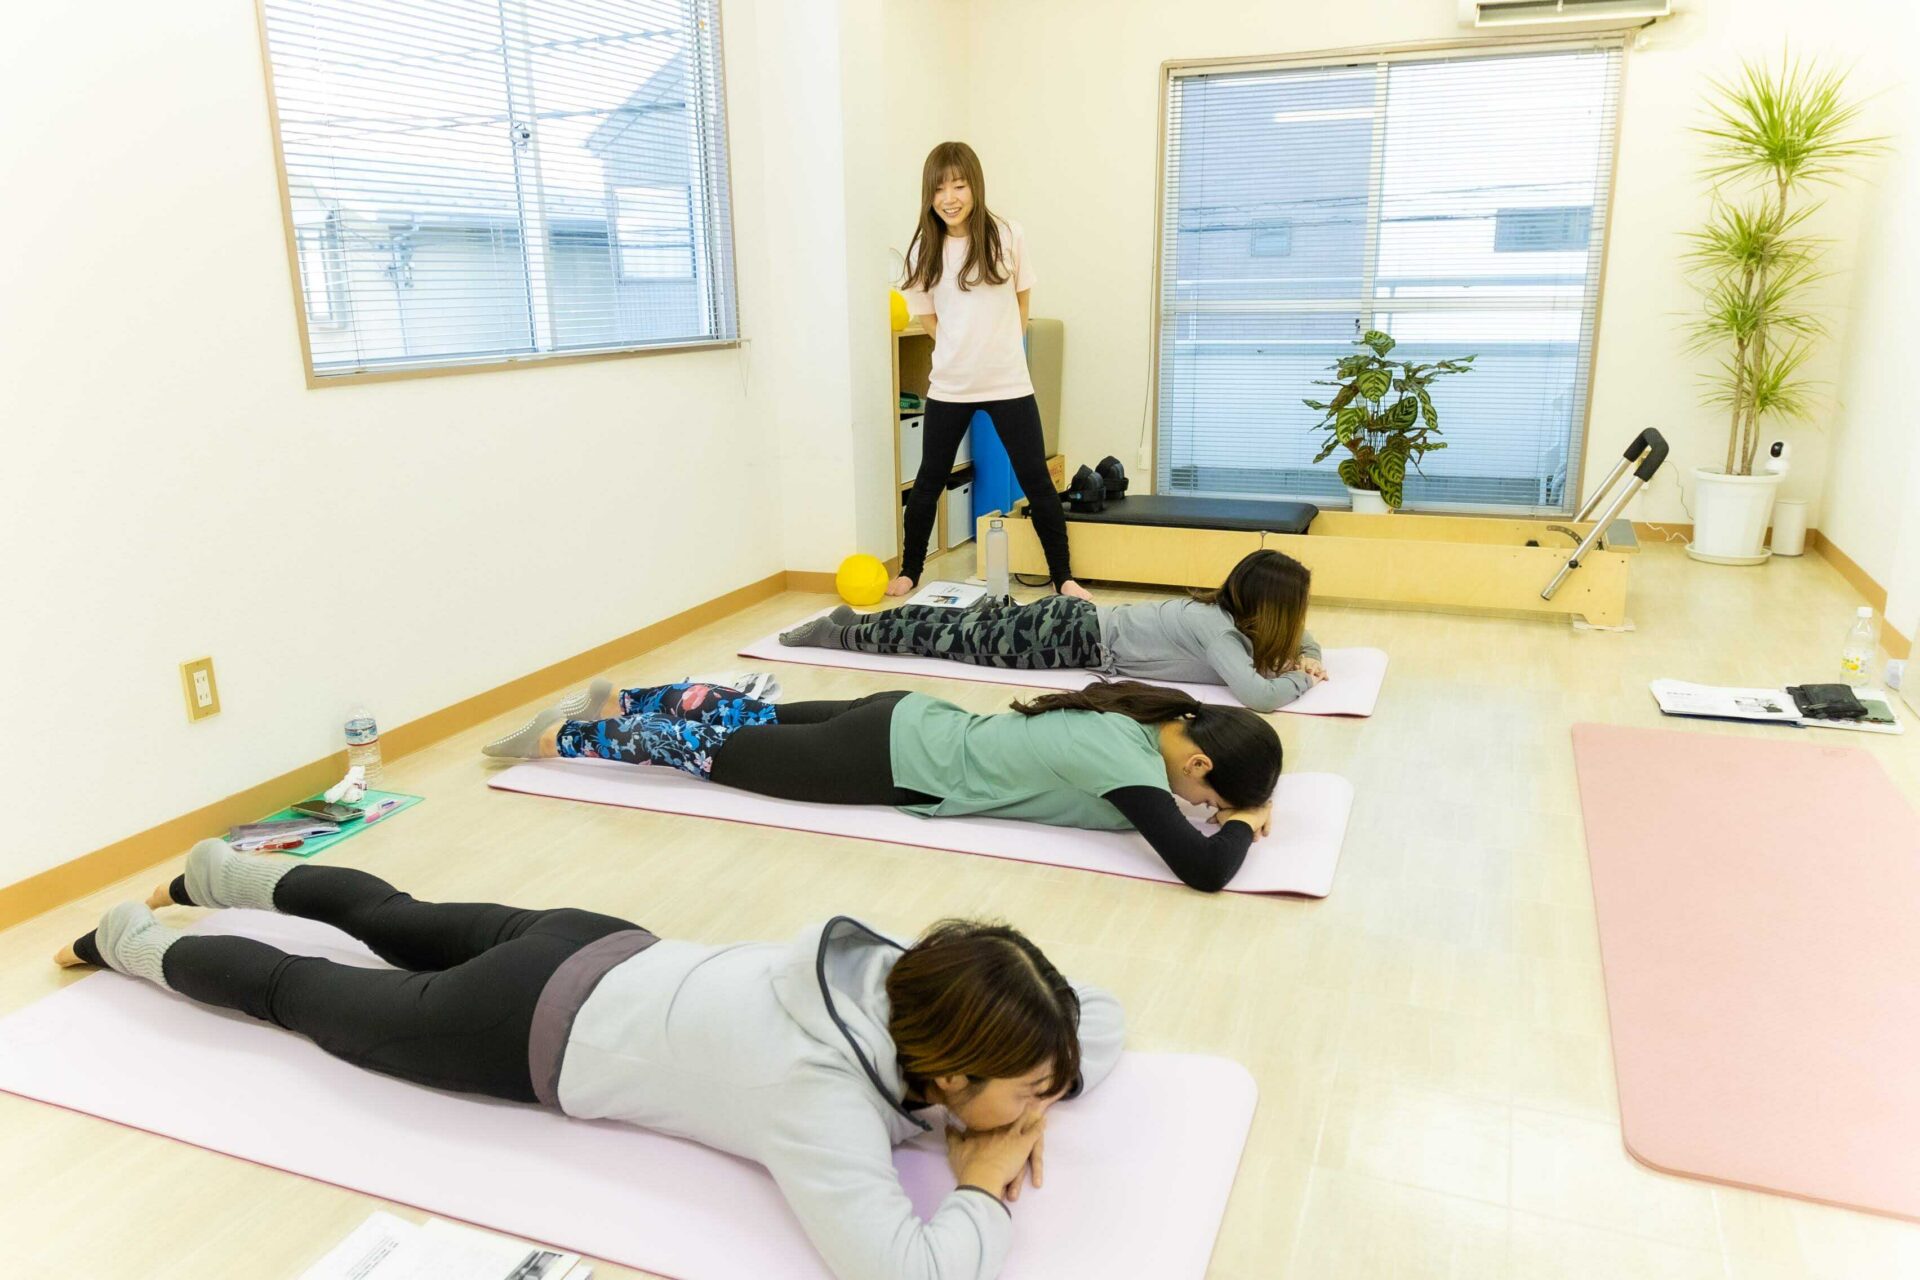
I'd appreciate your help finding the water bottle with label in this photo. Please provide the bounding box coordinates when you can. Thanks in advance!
[344,706,385,785]
[985,519,1010,600]
[1840,606,1876,688]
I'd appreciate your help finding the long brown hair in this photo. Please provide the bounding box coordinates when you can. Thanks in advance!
[903,141,1009,294]
[887,920,1082,1100]
[1193,549,1311,678]
[1011,681,1282,809]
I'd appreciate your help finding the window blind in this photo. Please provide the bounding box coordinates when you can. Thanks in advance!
[1157,44,1622,513]
[260,0,736,378]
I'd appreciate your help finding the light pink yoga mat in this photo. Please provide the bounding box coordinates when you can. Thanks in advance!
[489,759,1352,896]
[739,617,1388,717]
[0,912,1256,1280]
[1571,722,1920,1221]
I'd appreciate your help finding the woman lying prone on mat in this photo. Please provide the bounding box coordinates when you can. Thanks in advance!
[485,677,1281,893]
[58,844,1123,1280]
[781,549,1328,713]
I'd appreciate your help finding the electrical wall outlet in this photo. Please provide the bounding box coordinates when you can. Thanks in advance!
[180,657,220,722]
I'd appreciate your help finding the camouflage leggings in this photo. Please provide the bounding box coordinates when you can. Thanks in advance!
[841,595,1105,670]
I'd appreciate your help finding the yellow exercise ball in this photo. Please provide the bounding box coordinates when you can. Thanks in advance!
[836,554,890,606]
[888,289,910,332]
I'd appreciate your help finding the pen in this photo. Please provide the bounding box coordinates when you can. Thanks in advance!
[363,798,402,824]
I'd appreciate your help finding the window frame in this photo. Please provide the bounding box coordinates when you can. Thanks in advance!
[1149,32,1631,514]
[252,0,742,389]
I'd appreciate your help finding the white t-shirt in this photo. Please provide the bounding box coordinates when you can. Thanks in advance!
[900,216,1035,403]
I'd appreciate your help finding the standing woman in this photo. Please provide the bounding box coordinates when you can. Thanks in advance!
[897,142,1085,600]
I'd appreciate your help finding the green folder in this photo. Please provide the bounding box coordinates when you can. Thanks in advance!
[239,790,424,859]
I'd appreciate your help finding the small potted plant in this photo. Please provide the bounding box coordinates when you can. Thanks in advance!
[1683,55,1879,563]
[1306,329,1474,511]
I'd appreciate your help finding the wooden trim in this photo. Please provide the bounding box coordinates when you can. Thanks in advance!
[0,569,793,931]
[786,570,838,594]
[253,0,317,387]
[304,341,744,391]
[1809,531,1912,659]
[1570,40,1628,506]
[1809,530,1886,611]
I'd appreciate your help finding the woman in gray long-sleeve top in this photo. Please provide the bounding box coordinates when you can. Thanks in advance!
[58,840,1124,1280]
[781,549,1327,713]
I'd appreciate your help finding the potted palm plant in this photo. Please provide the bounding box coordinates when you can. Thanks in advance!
[1306,329,1473,511]
[1684,56,1880,563]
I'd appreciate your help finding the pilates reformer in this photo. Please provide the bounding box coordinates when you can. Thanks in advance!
[980,429,1670,628]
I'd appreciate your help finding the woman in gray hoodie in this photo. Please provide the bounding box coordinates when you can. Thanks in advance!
[56,838,1124,1280]
[779,548,1327,712]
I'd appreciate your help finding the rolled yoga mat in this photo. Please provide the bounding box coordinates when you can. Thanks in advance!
[740,615,1388,717]
[1571,722,1920,1221]
[0,911,1257,1280]
[489,759,1352,897]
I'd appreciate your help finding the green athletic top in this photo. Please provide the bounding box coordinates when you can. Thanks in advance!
[886,692,1169,829]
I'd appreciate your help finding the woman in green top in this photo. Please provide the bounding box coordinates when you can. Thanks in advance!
[487,679,1281,892]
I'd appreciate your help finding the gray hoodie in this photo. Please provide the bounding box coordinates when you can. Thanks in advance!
[1096,598,1321,712]
[557,916,1126,1280]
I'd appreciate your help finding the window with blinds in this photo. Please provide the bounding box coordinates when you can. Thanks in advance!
[1156,44,1622,513]
[259,0,736,379]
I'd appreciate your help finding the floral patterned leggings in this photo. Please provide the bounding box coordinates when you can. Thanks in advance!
[557,686,934,805]
[556,682,778,778]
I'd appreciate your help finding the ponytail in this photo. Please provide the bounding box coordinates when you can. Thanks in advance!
[1011,680,1203,723]
[1012,681,1282,809]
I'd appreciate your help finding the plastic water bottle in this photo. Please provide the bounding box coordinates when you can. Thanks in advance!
[985,519,1010,599]
[344,706,385,785]
[1840,607,1876,688]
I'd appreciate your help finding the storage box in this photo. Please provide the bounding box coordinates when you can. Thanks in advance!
[954,420,972,469]
[898,414,925,480]
[1045,452,1066,493]
[946,475,975,547]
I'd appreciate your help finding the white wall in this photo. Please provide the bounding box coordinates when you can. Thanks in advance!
[1820,2,1920,641]
[882,1,975,267]
[0,0,886,889]
[949,0,1898,524]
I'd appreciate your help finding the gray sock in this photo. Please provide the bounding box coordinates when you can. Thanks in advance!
[779,614,850,649]
[94,902,182,990]
[183,837,297,911]
[828,605,859,626]
[549,678,613,723]
[482,706,571,759]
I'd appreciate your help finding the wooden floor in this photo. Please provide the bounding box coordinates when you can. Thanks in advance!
[4,541,1918,1279]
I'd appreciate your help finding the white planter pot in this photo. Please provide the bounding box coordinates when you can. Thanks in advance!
[1688,467,1782,565]
[1346,486,1390,515]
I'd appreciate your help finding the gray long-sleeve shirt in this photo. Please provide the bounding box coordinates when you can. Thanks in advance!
[1095,598,1320,712]
[557,916,1125,1280]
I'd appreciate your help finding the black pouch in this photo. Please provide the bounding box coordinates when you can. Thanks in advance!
[1785,683,1869,721]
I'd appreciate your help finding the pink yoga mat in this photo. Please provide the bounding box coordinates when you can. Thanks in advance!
[489,760,1352,896]
[739,617,1387,717]
[1571,723,1920,1221]
[0,912,1256,1280]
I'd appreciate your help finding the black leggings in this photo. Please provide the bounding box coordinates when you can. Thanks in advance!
[90,866,641,1104]
[901,394,1073,588]
[709,692,938,806]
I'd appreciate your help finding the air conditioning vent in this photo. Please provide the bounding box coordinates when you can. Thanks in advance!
[1459,0,1673,30]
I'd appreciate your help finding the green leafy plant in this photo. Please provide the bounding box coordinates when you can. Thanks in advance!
[1685,55,1882,475]
[1305,329,1474,509]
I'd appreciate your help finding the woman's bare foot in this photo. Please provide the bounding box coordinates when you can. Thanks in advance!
[885,575,916,597]
[53,941,85,968]
[146,882,174,910]
[1058,579,1093,601]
